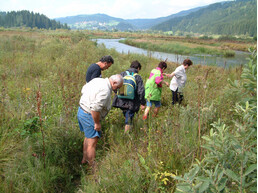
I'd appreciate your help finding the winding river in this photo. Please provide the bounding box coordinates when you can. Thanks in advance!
[94,38,250,67]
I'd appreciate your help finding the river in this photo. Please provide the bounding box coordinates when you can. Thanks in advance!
[93,38,250,68]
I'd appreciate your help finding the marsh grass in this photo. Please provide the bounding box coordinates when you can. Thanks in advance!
[0,30,254,193]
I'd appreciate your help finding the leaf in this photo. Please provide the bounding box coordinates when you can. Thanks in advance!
[137,153,151,174]
[172,175,185,181]
[176,183,193,192]
[137,153,145,165]
[194,182,203,189]
[199,181,209,193]
[202,136,211,141]
[201,145,215,153]
[162,178,169,185]
[245,101,249,109]
[217,170,224,183]
[218,177,228,192]
[143,165,151,174]
[214,164,219,176]
[196,176,211,183]
[243,164,257,177]
[20,130,27,136]
[188,165,200,181]
[224,169,239,183]
[249,186,258,192]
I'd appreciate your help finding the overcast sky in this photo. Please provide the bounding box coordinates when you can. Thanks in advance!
[1,0,229,19]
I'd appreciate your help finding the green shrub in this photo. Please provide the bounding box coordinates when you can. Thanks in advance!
[172,49,257,193]
[223,50,235,57]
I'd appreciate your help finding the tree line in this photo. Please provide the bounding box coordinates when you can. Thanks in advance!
[152,0,257,37]
[0,10,70,30]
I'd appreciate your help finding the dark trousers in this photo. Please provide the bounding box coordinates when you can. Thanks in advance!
[171,89,184,105]
[123,110,135,125]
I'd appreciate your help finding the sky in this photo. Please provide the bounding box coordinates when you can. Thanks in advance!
[1,0,229,19]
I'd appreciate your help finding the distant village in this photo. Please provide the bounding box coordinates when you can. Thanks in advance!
[72,21,119,30]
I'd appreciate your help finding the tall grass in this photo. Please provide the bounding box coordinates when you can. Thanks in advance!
[0,30,255,192]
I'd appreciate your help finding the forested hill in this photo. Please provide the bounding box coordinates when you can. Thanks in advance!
[152,0,257,36]
[125,6,206,30]
[0,10,70,30]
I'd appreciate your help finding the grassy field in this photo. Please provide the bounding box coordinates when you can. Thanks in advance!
[0,29,256,192]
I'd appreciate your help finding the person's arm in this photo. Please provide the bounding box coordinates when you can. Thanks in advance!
[166,72,175,78]
[161,80,169,87]
[155,75,169,87]
[91,111,101,131]
[90,86,110,130]
[138,78,146,110]
[136,76,146,106]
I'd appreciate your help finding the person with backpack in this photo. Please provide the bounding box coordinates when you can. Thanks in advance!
[143,61,169,120]
[86,55,114,83]
[112,60,146,133]
[164,59,193,105]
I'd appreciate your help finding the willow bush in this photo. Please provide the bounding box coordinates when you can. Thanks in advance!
[172,49,257,193]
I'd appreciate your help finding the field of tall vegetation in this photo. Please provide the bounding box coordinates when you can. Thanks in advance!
[0,29,256,192]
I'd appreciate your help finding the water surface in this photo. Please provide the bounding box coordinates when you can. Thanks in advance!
[94,38,249,67]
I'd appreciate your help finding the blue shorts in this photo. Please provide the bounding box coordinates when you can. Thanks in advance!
[123,110,135,125]
[77,107,101,138]
[146,100,161,107]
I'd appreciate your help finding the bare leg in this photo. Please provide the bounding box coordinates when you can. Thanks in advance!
[124,124,131,133]
[153,107,160,117]
[82,137,98,166]
[82,137,88,164]
[143,106,151,120]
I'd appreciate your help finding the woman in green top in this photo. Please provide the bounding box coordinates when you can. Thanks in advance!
[143,61,169,120]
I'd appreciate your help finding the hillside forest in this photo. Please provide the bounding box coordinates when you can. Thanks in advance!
[152,0,257,37]
[0,29,256,192]
[0,10,70,30]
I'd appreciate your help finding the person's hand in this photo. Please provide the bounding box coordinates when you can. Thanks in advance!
[94,122,101,131]
[140,105,145,111]
[165,81,169,87]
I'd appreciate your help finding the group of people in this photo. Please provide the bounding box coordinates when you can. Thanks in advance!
[143,58,193,120]
[77,55,193,167]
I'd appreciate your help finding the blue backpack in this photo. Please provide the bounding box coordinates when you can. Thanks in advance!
[117,71,137,100]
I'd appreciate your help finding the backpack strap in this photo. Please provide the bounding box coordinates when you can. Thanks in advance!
[125,70,139,77]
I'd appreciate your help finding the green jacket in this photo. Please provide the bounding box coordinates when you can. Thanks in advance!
[145,68,162,101]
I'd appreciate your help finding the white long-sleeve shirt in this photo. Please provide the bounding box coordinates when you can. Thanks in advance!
[79,78,112,120]
[169,65,187,92]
